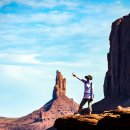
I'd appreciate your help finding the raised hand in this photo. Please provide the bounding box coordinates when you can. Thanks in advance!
[72,73,76,77]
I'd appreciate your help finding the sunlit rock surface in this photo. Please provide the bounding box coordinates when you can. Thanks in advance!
[54,107,130,130]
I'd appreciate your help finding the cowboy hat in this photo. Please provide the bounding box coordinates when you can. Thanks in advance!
[85,75,93,80]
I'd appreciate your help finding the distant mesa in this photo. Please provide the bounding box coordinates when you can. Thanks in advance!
[0,70,78,130]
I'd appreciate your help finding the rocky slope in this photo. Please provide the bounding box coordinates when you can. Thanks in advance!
[0,71,78,130]
[54,106,130,130]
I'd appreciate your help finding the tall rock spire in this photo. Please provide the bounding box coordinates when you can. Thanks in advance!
[53,70,66,99]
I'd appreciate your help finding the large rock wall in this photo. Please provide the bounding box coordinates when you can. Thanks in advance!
[104,13,130,98]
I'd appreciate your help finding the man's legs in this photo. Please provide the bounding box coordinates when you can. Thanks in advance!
[78,98,87,113]
[88,100,92,115]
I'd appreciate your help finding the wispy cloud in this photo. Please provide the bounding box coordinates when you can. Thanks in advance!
[0,53,40,65]
[0,0,81,9]
[0,51,92,68]
[0,12,74,25]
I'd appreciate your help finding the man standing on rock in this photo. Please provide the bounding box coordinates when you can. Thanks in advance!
[72,73,94,115]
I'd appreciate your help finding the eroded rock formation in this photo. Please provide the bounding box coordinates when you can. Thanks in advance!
[104,13,130,98]
[53,70,66,99]
[0,70,78,130]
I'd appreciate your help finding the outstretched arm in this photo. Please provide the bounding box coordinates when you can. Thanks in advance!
[72,73,82,81]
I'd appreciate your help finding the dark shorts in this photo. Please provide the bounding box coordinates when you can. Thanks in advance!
[79,98,92,112]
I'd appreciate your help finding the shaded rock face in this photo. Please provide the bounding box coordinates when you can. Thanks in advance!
[93,14,130,113]
[53,70,66,99]
[104,13,130,98]
[0,71,78,130]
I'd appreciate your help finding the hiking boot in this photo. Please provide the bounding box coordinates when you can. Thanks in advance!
[74,112,80,115]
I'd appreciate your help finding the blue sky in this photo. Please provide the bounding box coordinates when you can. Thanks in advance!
[0,0,129,117]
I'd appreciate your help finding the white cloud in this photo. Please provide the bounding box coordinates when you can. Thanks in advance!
[0,33,37,46]
[0,65,43,81]
[0,1,129,45]
[0,12,74,25]
[0,53,41,64]
[106,5,129,17]
[41,61,91,67]
[29,19,110,39]
[77,2,129,19]
[0,0,82,9]
[20,0,57,8]
[115,0,122,4]
[0,51,92,67]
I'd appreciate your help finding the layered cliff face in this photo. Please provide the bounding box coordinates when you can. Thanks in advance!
[104,13,130,98]
[0,71,78,130]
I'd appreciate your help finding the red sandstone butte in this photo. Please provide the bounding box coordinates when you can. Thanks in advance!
[0,70,78,130]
